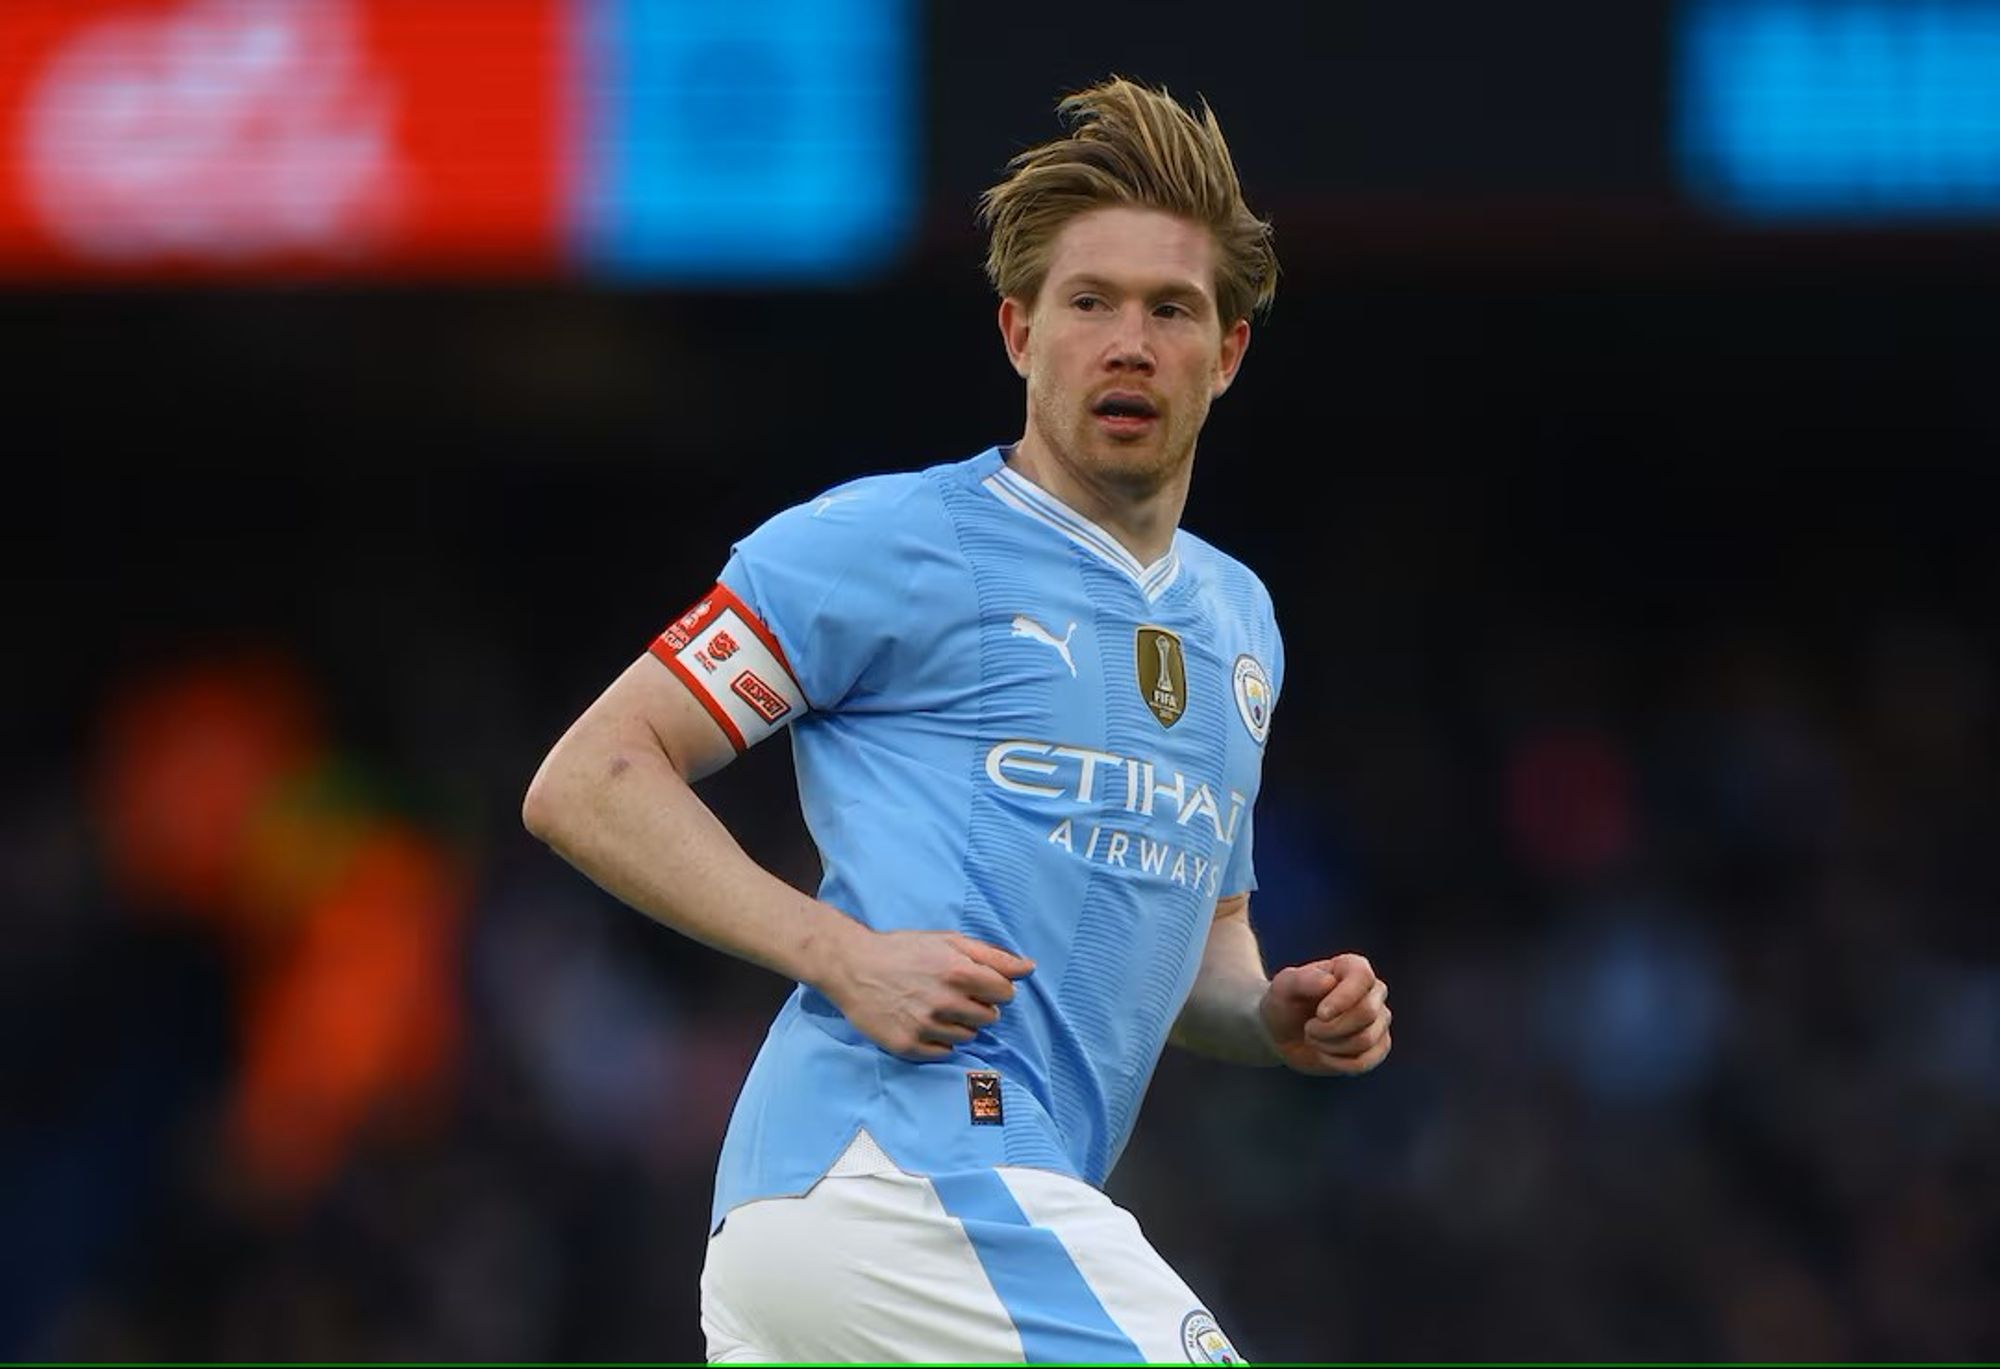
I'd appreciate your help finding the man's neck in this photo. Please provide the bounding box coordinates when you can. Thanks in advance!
[1005,431,1191,567]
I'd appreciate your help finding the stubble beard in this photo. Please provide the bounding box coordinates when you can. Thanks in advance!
[1032,378,1208,502]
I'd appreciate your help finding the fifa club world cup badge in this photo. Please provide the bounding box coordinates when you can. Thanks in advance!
[966,1070,1004,1125]
[1135,626,1186,728]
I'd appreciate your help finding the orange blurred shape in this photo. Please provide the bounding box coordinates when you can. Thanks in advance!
[229,822,465,1200]
[95,654,323,919]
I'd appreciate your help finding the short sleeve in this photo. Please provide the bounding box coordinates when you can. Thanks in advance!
[718,474,932,711]
[1219,803,1257,898]
[647,473,936,753]
[1218,582,1282,899]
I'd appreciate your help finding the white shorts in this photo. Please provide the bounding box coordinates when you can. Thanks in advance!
[700,1132,1245,1364]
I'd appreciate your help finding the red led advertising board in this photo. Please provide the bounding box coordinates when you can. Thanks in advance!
[0,0,567,279]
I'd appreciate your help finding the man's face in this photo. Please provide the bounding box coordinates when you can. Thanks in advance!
[1002,206,1249,496]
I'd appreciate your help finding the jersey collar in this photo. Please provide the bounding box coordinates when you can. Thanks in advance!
[982,459,1183,601]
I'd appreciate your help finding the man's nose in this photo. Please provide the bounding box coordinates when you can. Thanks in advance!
[1105,303,1154,370]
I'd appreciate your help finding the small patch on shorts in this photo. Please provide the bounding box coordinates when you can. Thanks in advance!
[1181,1309,1242,1364]
[966,1070,1003,1125]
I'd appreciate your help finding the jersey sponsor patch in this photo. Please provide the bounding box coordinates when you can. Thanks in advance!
[649,583,805,752]
[966,1070,1003,1125]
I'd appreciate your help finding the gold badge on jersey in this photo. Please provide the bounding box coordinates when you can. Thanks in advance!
[1135,626,1186,728]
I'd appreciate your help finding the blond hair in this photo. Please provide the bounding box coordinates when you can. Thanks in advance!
[978,77,1278,328]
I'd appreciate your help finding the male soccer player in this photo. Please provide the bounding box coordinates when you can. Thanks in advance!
[524,77,1392,1363]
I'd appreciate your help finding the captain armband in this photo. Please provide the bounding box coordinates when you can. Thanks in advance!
[649,583,808,752]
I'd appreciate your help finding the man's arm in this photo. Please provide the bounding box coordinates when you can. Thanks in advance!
[522,653,1033,1058]
[1169,894,1282,1064]
[1169,894,1393,1075]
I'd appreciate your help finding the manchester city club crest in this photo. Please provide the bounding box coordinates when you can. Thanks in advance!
[1136,626,1187,728]
[1231,653,1272,745]
[1180,1309,1242,1364]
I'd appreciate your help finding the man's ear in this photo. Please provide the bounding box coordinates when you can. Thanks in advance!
[1213,317,1251,397]
[998,296,1033,379]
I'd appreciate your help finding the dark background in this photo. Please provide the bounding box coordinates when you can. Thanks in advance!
[5,2,1998,1361]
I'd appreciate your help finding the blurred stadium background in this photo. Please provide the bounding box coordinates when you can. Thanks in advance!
[3,0,1997,1360]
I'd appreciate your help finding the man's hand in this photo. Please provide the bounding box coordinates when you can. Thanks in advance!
[1258,953,1391,1076]
[814,926,1036,1060]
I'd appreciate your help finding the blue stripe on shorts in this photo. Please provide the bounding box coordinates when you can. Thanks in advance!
[929,1170,1144,1364]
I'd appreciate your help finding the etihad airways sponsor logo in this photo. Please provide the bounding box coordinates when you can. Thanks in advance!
[983,739,1247,845]
[1044,819,1225,894]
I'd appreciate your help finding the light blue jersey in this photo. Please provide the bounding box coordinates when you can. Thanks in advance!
[663,448,1283,1231]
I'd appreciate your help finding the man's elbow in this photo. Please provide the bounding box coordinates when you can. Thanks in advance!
[521,752,574,847]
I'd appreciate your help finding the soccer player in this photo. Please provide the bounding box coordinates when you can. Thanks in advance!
[523,77,1392,1363]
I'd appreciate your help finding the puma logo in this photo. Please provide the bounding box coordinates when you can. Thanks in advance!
[1011,614,1077,677]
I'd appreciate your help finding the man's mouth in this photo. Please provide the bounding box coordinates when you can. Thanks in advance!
[1092,393,1159,419]
[1091,393,1160,435]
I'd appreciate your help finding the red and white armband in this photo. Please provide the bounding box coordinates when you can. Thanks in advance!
[648,583,808,752]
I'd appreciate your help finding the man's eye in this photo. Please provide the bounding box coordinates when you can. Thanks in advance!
[1073,296,1103,311]
[1155,303,1190,319]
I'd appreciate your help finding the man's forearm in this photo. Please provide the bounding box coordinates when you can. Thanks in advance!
[1169,901,1281,1065]
[523,720,858,987]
